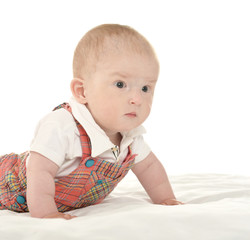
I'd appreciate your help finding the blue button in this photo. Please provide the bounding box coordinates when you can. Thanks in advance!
[16,195,26,204]
[97,180,103,185]
[85,159,95,168]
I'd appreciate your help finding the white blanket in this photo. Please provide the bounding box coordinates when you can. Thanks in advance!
[0,173,249,240]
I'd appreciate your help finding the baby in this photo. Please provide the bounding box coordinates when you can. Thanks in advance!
[0,24,182,219]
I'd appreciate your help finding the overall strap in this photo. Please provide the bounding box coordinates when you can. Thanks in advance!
[53,103,91,158]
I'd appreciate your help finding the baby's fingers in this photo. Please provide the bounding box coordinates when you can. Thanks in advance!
[161,199,184,206]
[43,212,76,220]
[63,214,77,220]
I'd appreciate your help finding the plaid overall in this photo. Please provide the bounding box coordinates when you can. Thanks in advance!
[0,103,136,212]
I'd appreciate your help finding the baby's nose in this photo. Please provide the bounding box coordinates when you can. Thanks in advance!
[129,90,142,105]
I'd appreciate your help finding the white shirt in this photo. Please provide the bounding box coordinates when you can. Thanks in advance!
[28,97,151,177]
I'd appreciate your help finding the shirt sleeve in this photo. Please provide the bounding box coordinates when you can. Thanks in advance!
[130,135,151,164]
[29,111,72,167]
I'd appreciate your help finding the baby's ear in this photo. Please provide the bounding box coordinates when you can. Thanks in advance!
[70,78,87,104]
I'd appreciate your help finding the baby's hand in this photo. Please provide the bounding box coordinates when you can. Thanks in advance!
[161,199,184,206]
[43,212,76,220]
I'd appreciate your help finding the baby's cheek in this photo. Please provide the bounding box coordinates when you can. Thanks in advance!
[144,104,152,117]
[100,105,114,116]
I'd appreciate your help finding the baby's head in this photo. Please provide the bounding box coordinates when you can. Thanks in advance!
[73,24,159,79]
[71,24,159,138]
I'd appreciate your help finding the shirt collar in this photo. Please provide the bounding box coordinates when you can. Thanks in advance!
[69,97,146,157]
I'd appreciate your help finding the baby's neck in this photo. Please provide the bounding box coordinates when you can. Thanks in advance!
[108,132,122,147]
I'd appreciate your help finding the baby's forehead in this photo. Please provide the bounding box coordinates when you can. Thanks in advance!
[95,40,157,67]
[100,35,154,56]
[94,50,159,80]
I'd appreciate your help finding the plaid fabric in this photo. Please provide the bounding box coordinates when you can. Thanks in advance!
[0,103,136,212]
[0,152,29,212]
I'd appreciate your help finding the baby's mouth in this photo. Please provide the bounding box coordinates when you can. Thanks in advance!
[125,112,137,118]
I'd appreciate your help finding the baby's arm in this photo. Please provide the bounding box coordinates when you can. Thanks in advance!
[26,152,75,219]
[132,152,183,205]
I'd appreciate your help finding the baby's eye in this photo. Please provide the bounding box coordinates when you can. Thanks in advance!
[142,85,149,92]
[115,81,126,88]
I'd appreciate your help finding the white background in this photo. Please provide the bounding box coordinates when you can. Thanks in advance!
[0,0,249,175]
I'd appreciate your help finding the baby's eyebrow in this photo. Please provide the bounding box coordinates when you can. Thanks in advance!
[144,78,158,85]
[111,72,129,78]
[111,72,157,83]
[148,79,157,83]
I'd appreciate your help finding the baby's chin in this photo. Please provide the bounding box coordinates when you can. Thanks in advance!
[118,124,143,133]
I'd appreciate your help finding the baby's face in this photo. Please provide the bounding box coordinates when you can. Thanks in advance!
[83,52,159,137]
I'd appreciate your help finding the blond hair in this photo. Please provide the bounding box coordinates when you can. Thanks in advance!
[73,24,158,79]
